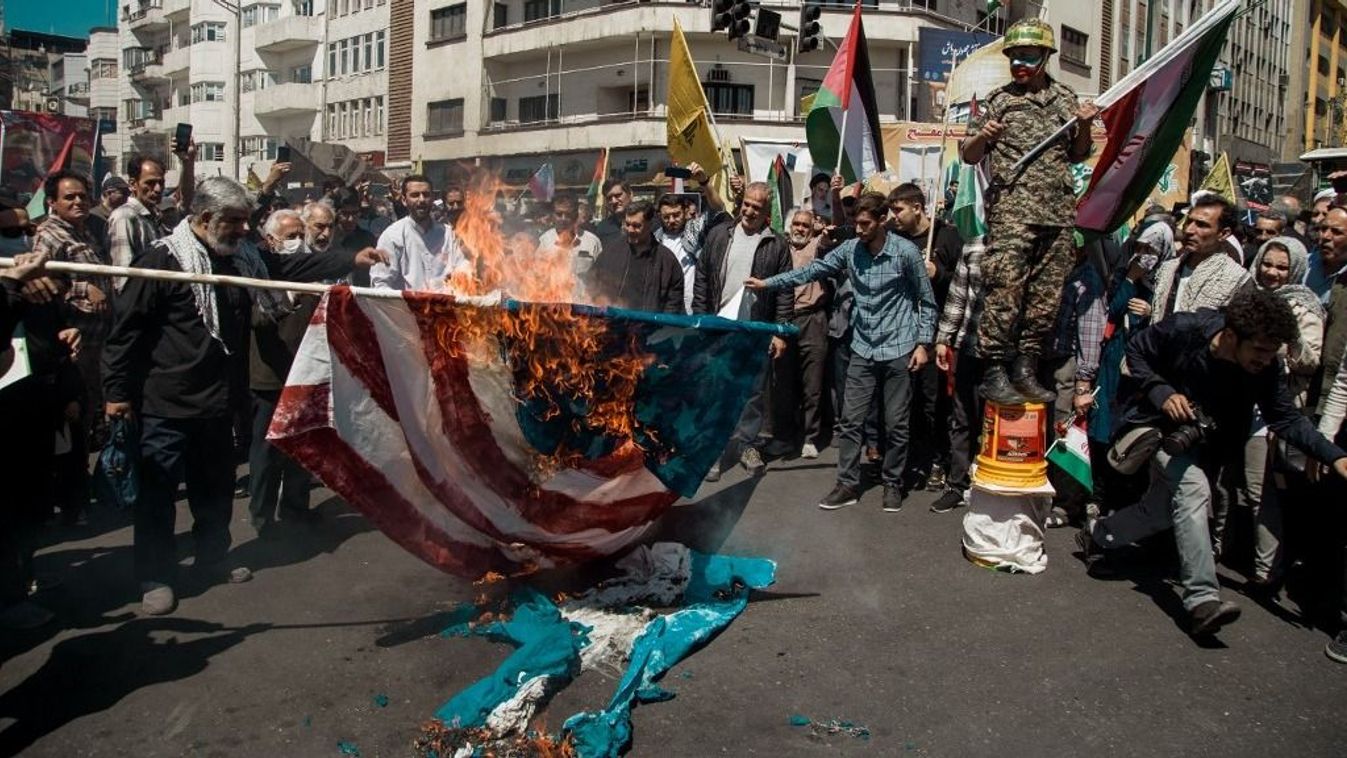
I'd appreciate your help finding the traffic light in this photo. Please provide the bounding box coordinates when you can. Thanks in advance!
[723,0,751,41]
[798,3,823,53]
[711,0,734,32]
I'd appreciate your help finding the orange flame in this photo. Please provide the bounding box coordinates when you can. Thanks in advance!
[434,170,654,478]
[416,720,577,758]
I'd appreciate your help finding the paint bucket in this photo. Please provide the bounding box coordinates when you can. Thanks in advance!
[973,401,1049,490]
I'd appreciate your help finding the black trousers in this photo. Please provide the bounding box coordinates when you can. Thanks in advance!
[135,415,236,584]
[946,351,984,491]
[247,390,313,529]
[0,380,56,605]
[766,310,830,448]
[905,361,939,478]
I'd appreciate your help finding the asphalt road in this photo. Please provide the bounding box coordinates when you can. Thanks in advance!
[2,447,1345,757]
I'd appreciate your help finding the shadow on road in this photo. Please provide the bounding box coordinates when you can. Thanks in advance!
[0,617,268,756]
[649,476,761,554]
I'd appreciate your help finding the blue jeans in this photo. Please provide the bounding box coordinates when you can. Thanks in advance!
[1091,448,1219,611]
[837,352,913,489]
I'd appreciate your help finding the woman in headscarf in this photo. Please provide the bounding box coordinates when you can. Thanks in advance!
[1238,235,1326,593]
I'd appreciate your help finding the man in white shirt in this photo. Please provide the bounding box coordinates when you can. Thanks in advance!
[537,194,602,276]
[369,175,467,292]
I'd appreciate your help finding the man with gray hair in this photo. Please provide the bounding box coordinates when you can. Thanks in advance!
[102,176,386,616]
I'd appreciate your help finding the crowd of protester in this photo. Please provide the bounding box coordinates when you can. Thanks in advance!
[3,150,1347,662]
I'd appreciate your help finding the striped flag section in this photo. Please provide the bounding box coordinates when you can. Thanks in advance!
[804,2,885,184]
[267,287,789,577]
[528,162,555,203]
[1075,0,1237,233]
[1046,418,1092,493]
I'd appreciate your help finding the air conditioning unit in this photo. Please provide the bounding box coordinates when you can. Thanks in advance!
[45,97,62,113]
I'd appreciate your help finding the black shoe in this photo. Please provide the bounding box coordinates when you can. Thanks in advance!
[818,484,860,510]
[1010,355,1056,404]
[978,364,1027,406]
[1188,600,1240,636]
[1326,631,1347,664]
[930,489,965,514]
[1074,525,1116,578]
[1244,575,1280,602]
[881,486,904,513]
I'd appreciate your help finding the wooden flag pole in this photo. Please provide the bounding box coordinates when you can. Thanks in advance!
[0,257,510,304]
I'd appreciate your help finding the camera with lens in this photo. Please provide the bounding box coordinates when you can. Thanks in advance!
[1161,405,1217,455]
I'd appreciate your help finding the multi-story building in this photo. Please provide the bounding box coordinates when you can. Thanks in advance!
[115,0,384,186]
[1,29,87,112]
[86,27,125,173]
[1303,0,1347,152]
[407,1,1019,190]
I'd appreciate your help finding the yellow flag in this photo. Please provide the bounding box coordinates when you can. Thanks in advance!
[1200,152,1236,205]
[245,167,264,191]
[667,18,722,178]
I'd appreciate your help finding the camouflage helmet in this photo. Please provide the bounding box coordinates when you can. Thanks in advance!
[1002,18,1057,54]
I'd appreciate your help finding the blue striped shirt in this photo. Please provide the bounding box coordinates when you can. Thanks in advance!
[763,232,936,361]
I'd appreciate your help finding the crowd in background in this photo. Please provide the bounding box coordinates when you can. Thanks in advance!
[2,150,1347,662]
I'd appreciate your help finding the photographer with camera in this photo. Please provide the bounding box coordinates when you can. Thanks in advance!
[1077,288,1347,637]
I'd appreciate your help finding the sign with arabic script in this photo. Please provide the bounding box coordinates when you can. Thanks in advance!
[917,28,998,82]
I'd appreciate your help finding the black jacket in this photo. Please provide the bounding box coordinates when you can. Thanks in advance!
[692,220,793,323]
[250,293,321,393]
[103,240,356,418]
[896,218,963,309]
[587,235,685,314]
[1123,308,1347,465]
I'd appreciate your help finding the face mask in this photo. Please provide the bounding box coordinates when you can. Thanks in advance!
[278,238,305,254]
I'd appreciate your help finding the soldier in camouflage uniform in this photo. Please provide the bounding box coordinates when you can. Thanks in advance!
[960,19,1099,405]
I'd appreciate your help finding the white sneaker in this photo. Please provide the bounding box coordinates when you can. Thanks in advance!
[140,582,177,616]
[800,443,819,459]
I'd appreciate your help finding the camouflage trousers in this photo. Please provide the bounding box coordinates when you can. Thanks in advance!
[976,218,1075,362]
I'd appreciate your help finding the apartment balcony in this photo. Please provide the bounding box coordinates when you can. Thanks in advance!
[129,55,169,85]
[253,82,320,117]
[123,0,168,33]
[162,46,189,79]
[162,0,190,20]
[255,15,323,54]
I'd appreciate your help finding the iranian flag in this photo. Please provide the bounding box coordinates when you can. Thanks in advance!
[586,148,609,214]
[1075,0,1238,232]
[1047,417,1092,493]
[805,2,885,184]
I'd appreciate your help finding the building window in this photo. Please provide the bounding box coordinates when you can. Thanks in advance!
[339,39,350,75]
[191,81,226,102]
[190,21,227,44]
[703,82,754,116]
[363,32,374,70]
[197,142,226,161]
[427,98,465,135]
[296,0,314,15]
[1060,25,1089,67]
[493,3,508,29]
[242,136,278,159]
[328,43,337,77]
[327,103,339,137]
[490,97,507,122]
[523,0,560,22]
[976,10,1005,35]
[241,3,279,28]
[91,106,118,129]
[291,65,312,84]
[431,4,467,41]
[374,96,384,134]
[91,58,119,79]
[518,94,559,123]
[376,30,385,67]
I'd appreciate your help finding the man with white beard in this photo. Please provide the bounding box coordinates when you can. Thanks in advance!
[103,178,387,616]
[780,209,832,459]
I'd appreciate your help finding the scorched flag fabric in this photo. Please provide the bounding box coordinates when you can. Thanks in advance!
[268,287,789,578]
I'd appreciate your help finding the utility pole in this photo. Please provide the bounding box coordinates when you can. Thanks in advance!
[211,0,242,180]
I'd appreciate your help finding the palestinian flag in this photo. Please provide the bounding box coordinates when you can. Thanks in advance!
[24,131,77,221]
[528,162,555,203]
[1076,0,1238,233]
[586,148,609,214]
[951,161,989,241]
[804,3,884,184]
[1046,417,1092,493]
[767,153,794,234]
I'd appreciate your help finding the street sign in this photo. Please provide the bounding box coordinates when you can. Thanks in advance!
[737,35,788,62]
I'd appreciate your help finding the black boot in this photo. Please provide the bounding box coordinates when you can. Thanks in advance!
[978,363,1027,406]
[1011,354,1056,404]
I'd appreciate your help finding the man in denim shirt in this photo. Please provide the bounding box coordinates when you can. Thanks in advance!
[748,193,937,512]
